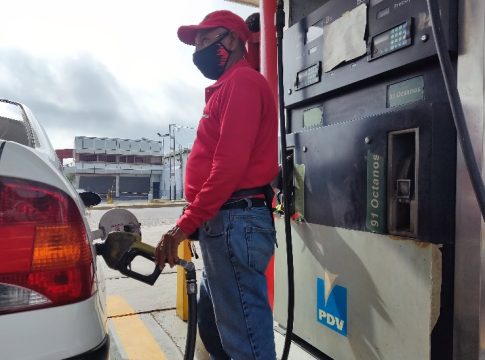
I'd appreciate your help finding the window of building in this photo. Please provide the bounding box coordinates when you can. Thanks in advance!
[134,156,145,164]
[97,154,116,162]
[150,156,163,165]
[120,155,135,163]
[79,154,97,162]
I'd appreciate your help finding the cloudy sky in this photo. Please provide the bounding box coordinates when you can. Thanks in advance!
[0,0,256,150]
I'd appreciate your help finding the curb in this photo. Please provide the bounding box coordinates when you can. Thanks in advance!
[91,202,187,210]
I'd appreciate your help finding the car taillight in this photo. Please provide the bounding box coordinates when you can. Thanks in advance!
[0,177,95,314]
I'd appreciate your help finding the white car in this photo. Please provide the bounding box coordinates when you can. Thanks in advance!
[0,99,109,359]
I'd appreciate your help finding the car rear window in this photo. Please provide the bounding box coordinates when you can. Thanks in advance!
[0,101,32,146]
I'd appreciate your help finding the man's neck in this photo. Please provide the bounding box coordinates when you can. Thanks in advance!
[223,52,244,75]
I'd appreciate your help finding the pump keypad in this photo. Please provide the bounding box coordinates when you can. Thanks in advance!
[369,20,412,60]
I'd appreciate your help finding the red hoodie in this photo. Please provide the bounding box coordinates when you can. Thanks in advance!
[176,59,278,235]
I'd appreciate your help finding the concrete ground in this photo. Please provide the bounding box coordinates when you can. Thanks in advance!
[87,201,317,360]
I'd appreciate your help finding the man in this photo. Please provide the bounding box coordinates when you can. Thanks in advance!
[155,10,278,360]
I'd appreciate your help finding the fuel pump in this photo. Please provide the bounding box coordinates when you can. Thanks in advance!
[272,0,461,359]
[93,209,197,360]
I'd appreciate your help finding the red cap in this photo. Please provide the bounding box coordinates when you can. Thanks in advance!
[177,10,251,46]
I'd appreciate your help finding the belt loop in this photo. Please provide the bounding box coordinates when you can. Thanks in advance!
[245,197,253,209]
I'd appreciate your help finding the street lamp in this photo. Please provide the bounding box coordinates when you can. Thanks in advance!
[169,124,176,200]
[172,125,196,199]
[170,124,197,200]
[163,125,197,201]
[157,132,170,199]
[157,132,170,156]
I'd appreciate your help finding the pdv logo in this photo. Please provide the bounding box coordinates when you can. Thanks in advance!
[316,274,347,336]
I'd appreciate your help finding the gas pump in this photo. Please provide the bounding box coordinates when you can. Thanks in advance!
[273,0,461,359]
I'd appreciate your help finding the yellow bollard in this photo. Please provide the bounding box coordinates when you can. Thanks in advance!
[106,190,113,204]
[176,239,192,321]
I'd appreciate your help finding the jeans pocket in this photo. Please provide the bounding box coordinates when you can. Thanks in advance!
[246,226,276,274]
[201,213,226,238]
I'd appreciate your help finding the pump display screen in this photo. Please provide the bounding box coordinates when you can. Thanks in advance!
[369,20,412,60]
[296,62,321,90]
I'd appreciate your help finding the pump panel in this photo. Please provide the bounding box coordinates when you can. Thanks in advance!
[282,0,457,244]
[287,66,455,243]
[283,0,456,107]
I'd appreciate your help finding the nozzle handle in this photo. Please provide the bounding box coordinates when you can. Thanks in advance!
[118,247,161,286]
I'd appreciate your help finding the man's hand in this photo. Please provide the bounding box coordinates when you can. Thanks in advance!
[155,225,188,271]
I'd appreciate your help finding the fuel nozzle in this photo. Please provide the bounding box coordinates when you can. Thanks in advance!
[94,208,160,285]
[94,209,195,286]
[96,231,161,285]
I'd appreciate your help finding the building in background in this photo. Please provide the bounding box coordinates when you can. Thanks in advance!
[63,136,190,200]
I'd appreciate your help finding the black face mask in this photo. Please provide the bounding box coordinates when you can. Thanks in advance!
[193,34,231,80]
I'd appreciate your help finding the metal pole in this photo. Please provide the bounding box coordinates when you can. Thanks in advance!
[169,124,173,200]
[180,146,184,199]
[261,0,278,104]
[166,124,195,200]
[261,0,278,313]
[173,126,177,199]
[157,132,170,200]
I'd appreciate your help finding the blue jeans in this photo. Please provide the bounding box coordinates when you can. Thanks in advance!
[197,203,276,360]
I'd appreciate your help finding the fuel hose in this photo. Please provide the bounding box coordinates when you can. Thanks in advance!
[426,0,485,219]
[177,259,198,360]
[275,1,295,359]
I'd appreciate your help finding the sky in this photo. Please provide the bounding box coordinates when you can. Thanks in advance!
[0,0,256,151]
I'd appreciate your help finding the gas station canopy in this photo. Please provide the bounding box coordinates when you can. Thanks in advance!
[225,0,259,7]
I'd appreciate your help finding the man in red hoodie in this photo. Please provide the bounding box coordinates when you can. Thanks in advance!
[155,10,278,360]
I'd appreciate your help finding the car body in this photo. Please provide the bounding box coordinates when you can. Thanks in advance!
[0,99,109,359]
